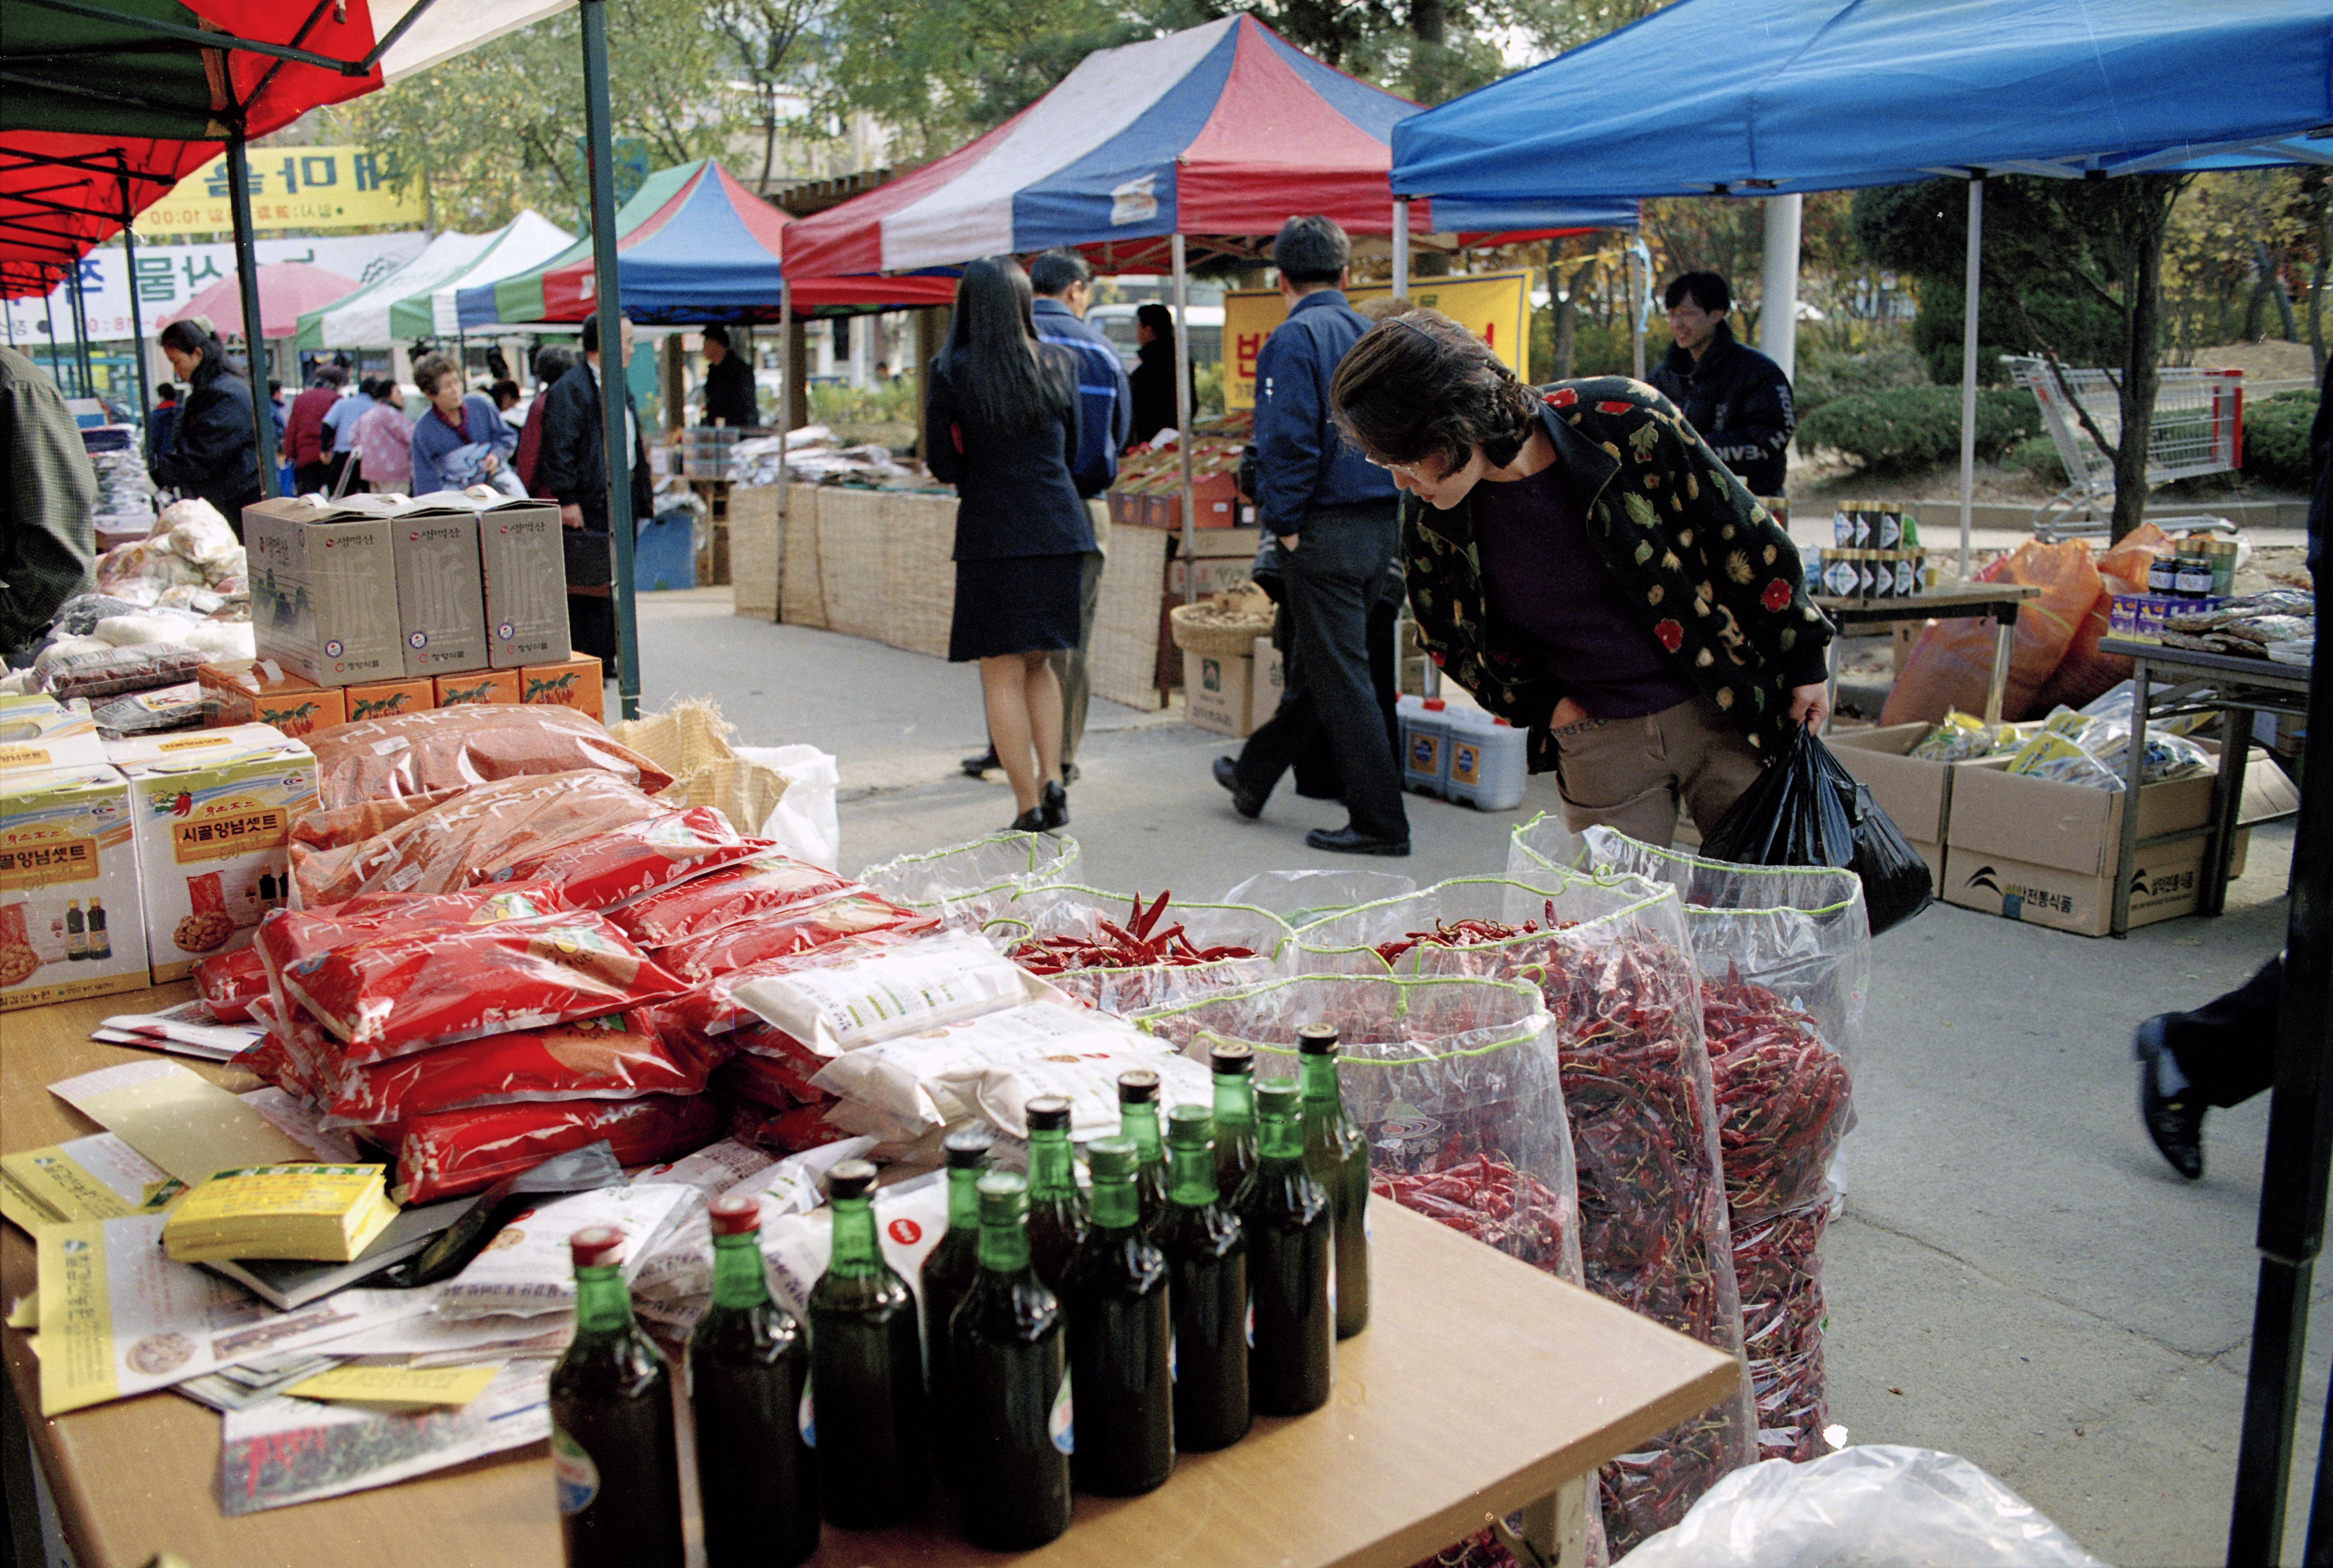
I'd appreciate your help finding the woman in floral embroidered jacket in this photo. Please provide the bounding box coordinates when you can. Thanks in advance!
[1329,308,1836,847]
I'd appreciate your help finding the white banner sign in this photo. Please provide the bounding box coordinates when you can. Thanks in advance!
[3,233,431,345]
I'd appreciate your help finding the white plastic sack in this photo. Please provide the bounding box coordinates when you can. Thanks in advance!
[1618,1445,2111,1568]
[859,831,1080,931]
[735,743,841,870]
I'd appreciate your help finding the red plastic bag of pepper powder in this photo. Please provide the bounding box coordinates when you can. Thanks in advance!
[495,809,771,912]
[195,946,271,1022]
[653,895,937,985]
[604,855,859,948]
[304,704,674,812]
[232,1000,318,1100]
[318,1016,731,1127]
[284,910,686,1063]
[382,1093,725,1203]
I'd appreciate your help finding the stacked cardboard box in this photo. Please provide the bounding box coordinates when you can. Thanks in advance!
[0,698,148,1011]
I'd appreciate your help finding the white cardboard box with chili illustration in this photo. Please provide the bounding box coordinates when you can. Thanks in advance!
[115,727,316,983]
[0,764,149,1011]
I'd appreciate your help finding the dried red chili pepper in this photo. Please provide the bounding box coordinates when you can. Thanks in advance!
[1733,1200,1831,1463]
[1009,890,1258,975]
[1704,971,1854,1222]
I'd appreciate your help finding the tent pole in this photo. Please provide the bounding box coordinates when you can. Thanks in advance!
[1958,174,1983,580]
[42,274,62,384]
[775,278,790,625]
[68,263,92,397]
[2226,612,2333,1563]
[1759,192,1801,384]
[1173,231,1196,606]
[225,132,279,499]
[1392,198,1409,299]
[120,171,150,421]
[1629,244,1647,382]
[580,0,640,719]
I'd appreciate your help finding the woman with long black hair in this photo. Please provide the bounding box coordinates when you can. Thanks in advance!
[150,318,264,532]
[925,256,1094,833]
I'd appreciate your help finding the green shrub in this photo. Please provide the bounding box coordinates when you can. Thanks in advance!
[1793,345,1929,412]
[2005,434,2069,487]
[808,376,919,425]
[1796,386,2042,472]
[2243,389,2318,490]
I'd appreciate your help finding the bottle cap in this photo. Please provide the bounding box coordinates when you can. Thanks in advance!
[1209,1040,1255,1075]
[1423,698,1446,711]
[826,1160,879,1201]
[1296,1023,1339,1056]
[1086,1136,1138,1182]
[708,1194,761,1236]
[1255,1081,1300,1118]
[942,1125,995,1169]
[1117,1069,1161,1104]
[1026,1095,1073,1132]
[1493,717,1511,727]
[570,1225,625,1268]
[1166,1103,1214,1144]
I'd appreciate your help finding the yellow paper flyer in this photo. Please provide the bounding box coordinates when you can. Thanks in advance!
[47,1060,313,1185]
[1,1133,182,1228]
[285,1361,504,1408]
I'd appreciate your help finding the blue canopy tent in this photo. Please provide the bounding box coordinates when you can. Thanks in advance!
[1393,3,2333,1556]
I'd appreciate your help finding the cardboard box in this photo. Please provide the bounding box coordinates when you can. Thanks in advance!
[0,764,149,1011]
[0,694,108,775]
[342,675,436,723]
[2108,592,2229,644]
[518,654,605,720]
[394,511,489,677]
[1252,634,1285,721]
[117,731,316,983]
[475,501,572,669]
[435,668,520,707]
[1183,648,1256,737]
[243,498,404,687]
[102,723,293,771]
[196,662,347,738]
[1828,722,1980,880]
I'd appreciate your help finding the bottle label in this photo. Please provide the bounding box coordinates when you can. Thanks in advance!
[1169,1336,1178,1384]
[1049,1370,1075,1455]
[551,1427,599,1516]
[1246,1300,1256,1349]
[797,1378,816,1447]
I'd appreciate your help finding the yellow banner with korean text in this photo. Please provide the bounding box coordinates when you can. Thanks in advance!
[1222,270,1533,410]
[133,147,423,236]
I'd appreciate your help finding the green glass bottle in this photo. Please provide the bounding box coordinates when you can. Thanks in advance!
[1237,1081,1332,1417]
[806,1160,926,1528]
[1159,1104,1249,1451]
[1210,1042,1259,1202]
[1023,1095,1088,1293]
[1298,1024,1371,1340]
[1117,1070,1171,1240]
[1060,1136,1174,1495]
[550,1225,685,1568]
[920,1125,993,1482]
[688,1196,818,1568]
[951,1172,1073,1551]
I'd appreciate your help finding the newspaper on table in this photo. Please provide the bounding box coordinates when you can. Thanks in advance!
[435,1183,696,1321]
[728,932,1035,1056]
[317,1301,573,1364]
[631,1138,876,1307]
[35,1214,435,1415]
[94,998,262,1062]
[761,1172,950,1321]
[938,1047,1214,1140]
[177,1352,341,1413]
[1,1131,182,1230]
[218,1359,555,1514]
[810,1003,1166,1137]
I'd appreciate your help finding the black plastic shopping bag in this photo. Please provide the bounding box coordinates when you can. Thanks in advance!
[1702,728,1934,937]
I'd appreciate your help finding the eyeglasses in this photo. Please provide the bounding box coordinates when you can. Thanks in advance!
[1366,455,1439,482]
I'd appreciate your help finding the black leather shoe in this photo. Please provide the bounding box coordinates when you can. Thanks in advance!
[1008,806,1051,834]
[962,747,999,778]
[2135,1015,2204,1181]
[1062,762,1081,787]
[1213,755,1263,820]
[1039,780,1069,831]
[1306,825,1411,857]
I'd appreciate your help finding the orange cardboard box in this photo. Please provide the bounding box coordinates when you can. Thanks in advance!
[341,675,435,724]
[519,654,604,720]
[434,668,519,707]
[196,662,347,738]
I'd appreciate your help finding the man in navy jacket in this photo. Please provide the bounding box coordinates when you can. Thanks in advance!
[1216,216,1408,855]
[1648,271,1796,497]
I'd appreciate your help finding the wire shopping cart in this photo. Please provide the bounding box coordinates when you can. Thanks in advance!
[2004,355,2245,541]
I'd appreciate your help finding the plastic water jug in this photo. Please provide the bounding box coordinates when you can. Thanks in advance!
[1396,695,1450,796]
[1442,706,1528,812]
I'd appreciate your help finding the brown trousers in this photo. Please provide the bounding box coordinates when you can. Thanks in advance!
[1549,694,1765,848]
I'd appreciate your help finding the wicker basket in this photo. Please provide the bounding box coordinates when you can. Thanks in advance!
[1169,598,1275,659]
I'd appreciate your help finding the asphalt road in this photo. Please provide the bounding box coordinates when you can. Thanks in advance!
[640,586,2325,1563]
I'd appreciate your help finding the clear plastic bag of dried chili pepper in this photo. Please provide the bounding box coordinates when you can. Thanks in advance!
[1132,972,1583,1286]
[982,884,1290,1017]
[1733,1194,1833,1466]
[858,830,1081,932]
[1561,827,1870,1225]
[1294,872,1759,1553]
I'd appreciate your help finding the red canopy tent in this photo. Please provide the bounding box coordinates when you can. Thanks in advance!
[162,260,361,340]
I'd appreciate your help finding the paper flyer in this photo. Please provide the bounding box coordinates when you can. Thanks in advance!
[35,1214,434,1415]
[285,1361,504,1408]
[47,1060,313,1184]
[0,1132,181,1230]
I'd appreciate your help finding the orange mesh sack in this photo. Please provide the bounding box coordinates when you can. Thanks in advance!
[1882,540,2101,726]
[305,705,675,811]
[2032,525,2176,715]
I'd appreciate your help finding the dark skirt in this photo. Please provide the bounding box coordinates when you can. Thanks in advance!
[949,552,1085,663]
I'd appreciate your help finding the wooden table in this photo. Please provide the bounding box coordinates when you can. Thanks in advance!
[2098,636,2310,937]
[1812,579,2042,729]
[3,988,1737,1568]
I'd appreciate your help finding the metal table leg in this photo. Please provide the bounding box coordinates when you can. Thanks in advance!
[2201,704,2250,916]
[2111,655,2153,937]
[1983,602,2019,729]
[1823,619,1843,736]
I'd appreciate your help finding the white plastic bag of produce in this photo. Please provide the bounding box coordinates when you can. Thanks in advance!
[436,1183,695,1319]
[759,1172,951,1318]
[939,1047,1213,1139]
[811,1002,1162,1134]
[859,830,1080,931]
[734,743,841,870]
[728,931,1033,1056]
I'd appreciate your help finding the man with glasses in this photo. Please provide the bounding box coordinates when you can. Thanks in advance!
[1648,271,1795,498]
[1213,216,1409,856]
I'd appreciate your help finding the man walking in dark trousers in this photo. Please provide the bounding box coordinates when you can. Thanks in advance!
[1648,271,1795,497]
[1214,216,1409,856]
[962,247,1130,787]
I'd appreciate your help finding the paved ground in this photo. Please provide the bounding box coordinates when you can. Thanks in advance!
[639,586,2326,1564]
